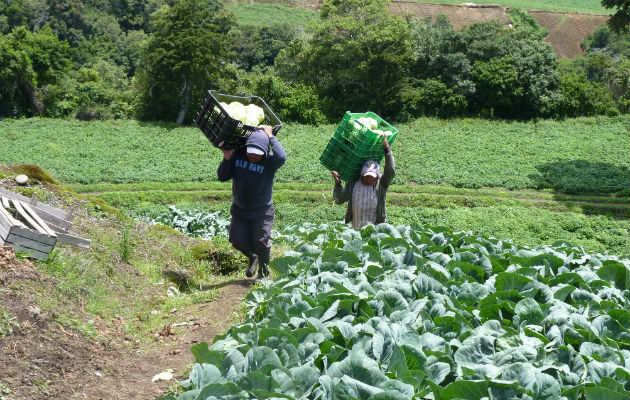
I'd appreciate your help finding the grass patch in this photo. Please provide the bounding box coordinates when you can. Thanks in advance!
[81,183,630,219]
[29,205,248,342]
[8,164,59,185]
[407,0,608,14]
[224,2,318,28]
[1,117,628,194]
[129,200,629,257]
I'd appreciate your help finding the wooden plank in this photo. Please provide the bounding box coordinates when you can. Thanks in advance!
[11,226,57,246]
[45,221,70,234]
[0,204,24,228]
[7,243,49,260]
[0,206,13,231]
[56,232,91,248]
[0,192,72,231]
[0,187,68,220]
[1,196,9,209]
[66,207,76,223]
[6,234,55,253]
[0,222,8,241]
[20,201,57,237]
[11,199,47,235]
[32,207,72,231]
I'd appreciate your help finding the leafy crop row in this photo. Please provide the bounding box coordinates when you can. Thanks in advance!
[1,117,628,194]
[406,0,607,14]
[160,222,630,400]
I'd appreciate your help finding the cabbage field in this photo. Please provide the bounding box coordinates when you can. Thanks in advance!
[157,221,630,400]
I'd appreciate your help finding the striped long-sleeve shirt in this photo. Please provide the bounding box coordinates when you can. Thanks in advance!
[333,148,395,226]
[351,180,378,229]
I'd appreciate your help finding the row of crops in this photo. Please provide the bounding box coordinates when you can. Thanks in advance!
[156,219,630,400]
[1,117,628,194]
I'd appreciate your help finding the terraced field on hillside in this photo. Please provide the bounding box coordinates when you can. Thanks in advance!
[229,0,610,58]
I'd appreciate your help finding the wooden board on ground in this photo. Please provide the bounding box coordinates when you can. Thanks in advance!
[0,187,70,221]
[6,233,55,253]
[0,222,8,241]
[0,188,73,231]
[27,206,72,232]
[9,243,49,260]
[11,199,48,235]
[0,188,90,256]
[56,232,91,249]
[10,226,57,246]
[21,201,57,237]
[0,204,24,229]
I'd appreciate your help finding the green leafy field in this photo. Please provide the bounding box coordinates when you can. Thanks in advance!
[2,117,628,255]
[224,2,318,27]
[1,117,628,194]
[408,0,608,14]
[160,222,630,400]
[225,0,608,18]
[131,200,629,257]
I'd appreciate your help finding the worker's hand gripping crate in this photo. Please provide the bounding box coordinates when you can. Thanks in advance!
[194,90,283,150]
[320,111,399,181]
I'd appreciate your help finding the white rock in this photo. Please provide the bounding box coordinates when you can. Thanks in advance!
[152,370,174,382]
[15,174,28,185]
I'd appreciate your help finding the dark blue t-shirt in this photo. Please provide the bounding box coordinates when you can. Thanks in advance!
[217,135,286,217]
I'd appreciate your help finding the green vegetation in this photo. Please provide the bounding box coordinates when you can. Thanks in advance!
[224,2,318,28]
[408,0,608,14]
[1,0,627,122]
[129,198,629,258]
[0,309,20,337]
[163,222,630,399]
[0,174,247,343]
[135,0,235,124]
[1,117,628,194]
[601,0,630,33]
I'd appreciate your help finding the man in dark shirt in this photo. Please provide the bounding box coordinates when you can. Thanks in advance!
[217,126,286,280]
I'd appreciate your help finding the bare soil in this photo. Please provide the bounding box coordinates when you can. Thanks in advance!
[250,0,610,59]
[0,244,253,400]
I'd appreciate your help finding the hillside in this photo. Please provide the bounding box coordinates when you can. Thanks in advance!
[0,165,255,399]
[230,0,610,58]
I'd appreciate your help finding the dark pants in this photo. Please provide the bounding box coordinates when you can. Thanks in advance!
[229,212,274,266]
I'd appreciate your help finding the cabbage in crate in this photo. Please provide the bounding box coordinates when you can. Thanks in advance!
[216,101,265,127]
[353,116,393,137]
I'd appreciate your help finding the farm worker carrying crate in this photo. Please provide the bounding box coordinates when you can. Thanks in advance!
[217,126,287,281]
[331,134,395,229]
[321,111,398,228]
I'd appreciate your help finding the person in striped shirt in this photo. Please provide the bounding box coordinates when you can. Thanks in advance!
[331,135,395,229]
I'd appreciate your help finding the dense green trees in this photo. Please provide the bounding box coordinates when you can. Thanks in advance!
[135,0,234,124]
[602,0,629,34]
[296,0,411,118]
[0,0,627,122]
[0,25,70,117]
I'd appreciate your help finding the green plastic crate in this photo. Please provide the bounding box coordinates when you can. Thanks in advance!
[319,136,388,182]
[333,111,399,154]
[319,111,399,181]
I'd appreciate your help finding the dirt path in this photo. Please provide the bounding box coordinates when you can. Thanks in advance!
[0,252,254,400]
[79,278,253,400]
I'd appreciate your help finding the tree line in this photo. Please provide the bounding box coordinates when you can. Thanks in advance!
[0,0,628,124]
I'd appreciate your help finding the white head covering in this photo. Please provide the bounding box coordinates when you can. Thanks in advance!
[246,146,265,155]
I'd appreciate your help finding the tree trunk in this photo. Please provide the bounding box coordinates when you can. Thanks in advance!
[176,77,190,125]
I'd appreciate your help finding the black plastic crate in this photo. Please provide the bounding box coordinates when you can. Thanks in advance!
[193,90,282,150]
